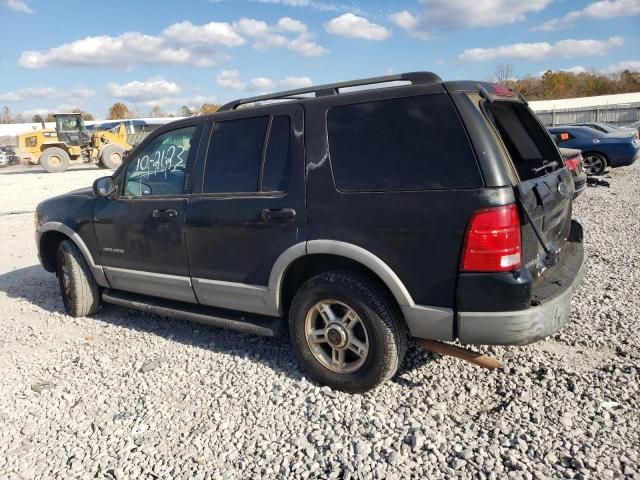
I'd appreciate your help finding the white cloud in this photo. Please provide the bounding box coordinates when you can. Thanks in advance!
[1,0,32,13]
[216,71,313,92]
[287,35,327,56]
[137,95,219,109]
[560,66,587,74]
[216,70,247,90]
[0,86,95,102]
[20,32,214,69]
[19,16,326,69]
[22,108,49,118]
[106,78,182,102]
[391,0,551,39]
[459,36,624,62]
[325,13,391,40]
[277,17,309,33]
[532,0,640,31]
[250,77,277,91]
[389,11,430,40]
[163,21,245,47]
[279,76,313,89]
[602,60,640,73]
[233,17,327,56]
[255,0,355,12]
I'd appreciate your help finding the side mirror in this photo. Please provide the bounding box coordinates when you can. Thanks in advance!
[93,176,116,198]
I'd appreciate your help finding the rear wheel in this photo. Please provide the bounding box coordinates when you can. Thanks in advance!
[56,240,101,317]
[100,144,125,169]
[582,152,607,176]
[40,147,70,173]
[289,271,407,393]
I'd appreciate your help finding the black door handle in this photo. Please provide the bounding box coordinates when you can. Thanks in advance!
[152,208,178,223]
[262,208,296,221]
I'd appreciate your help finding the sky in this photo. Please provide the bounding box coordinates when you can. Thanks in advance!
[0,0,638,120]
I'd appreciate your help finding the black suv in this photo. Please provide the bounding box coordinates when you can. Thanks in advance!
[35,73,586,392]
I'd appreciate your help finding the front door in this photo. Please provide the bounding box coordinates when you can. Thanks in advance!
[185,104,306,316]
[94,122,203,303]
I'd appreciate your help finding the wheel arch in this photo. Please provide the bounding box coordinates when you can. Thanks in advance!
[37,222,109,286]
[272,240,414,316]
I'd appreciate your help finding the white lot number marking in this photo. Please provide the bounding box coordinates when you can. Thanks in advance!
[135,145,187,178]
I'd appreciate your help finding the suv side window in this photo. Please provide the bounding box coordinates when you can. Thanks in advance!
[327,94,482,191]
[123,125,199,197]
[262,116,291,192]
[203,115,291,194]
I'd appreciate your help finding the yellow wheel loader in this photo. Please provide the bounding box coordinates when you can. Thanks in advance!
[16,113,132,173]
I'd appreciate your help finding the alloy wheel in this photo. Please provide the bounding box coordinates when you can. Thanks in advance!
[304,299,369,374]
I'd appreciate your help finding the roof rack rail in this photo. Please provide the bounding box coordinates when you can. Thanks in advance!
[218,71,442,112]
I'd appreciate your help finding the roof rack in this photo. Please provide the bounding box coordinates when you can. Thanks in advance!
[218,71,442,112]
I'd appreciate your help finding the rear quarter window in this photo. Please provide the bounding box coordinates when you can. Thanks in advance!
[327,94,482,192]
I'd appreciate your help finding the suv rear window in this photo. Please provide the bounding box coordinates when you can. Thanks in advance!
[327,94,482,192]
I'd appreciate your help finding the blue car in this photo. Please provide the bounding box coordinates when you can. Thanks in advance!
[548,125,640,175]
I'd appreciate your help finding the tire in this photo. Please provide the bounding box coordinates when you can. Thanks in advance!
[582,152,607,176]
[289,271,407,393]
[56,240,101,317]
[40,147,70,173]
[100,144,125,169]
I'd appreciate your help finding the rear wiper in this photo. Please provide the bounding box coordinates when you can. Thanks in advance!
[531,160,559,175]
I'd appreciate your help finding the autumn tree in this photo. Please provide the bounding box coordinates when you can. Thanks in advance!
[71,108,94,121]
[198,103,221,115]
[505,68,640,101]
[107,102,133,120]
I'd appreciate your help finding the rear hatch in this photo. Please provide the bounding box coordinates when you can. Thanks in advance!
[477,88,574,278]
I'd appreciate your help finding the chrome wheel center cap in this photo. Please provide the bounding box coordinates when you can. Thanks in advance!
[326,324,348,349]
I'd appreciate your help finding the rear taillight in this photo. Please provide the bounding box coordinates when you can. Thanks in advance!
[564,154,582,172]
[461,204,522,272]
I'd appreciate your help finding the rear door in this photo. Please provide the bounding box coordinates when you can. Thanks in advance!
[482,99,574,276]
[185,104,306,316]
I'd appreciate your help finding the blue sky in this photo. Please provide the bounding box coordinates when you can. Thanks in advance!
[0,0,638,119]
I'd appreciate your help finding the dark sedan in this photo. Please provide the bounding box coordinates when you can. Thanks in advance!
[548,126,639,175]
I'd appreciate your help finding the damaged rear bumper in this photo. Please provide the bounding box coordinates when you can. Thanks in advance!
[457,221,586,346]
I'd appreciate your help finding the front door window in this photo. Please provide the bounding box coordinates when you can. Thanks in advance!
[123,126,198,197]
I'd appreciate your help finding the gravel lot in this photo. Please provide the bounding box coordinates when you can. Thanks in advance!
[0,164,638,480]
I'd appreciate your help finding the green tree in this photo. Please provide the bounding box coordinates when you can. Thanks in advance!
[180,105,194,117]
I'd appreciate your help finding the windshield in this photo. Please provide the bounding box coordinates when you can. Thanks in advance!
[57,115,87,133]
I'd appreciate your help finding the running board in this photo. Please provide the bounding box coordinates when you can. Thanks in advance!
[102,289,285,337]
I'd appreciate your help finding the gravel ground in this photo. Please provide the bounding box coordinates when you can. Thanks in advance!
[0,164,638,480]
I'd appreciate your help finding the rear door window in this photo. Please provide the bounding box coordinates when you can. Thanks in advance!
[203,115,292,194]
[326,94,482,192]
[204,117,269,193]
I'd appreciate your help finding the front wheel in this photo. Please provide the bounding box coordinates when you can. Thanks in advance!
[100,144,125,169]
[56,240,101,317]
[40,147,70,173]
[289,271,407,393]
[582,152,607,176]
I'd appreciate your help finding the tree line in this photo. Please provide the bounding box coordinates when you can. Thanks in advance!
[0,102,221,124]
[494,64,640,100]
[2,68,639,124]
